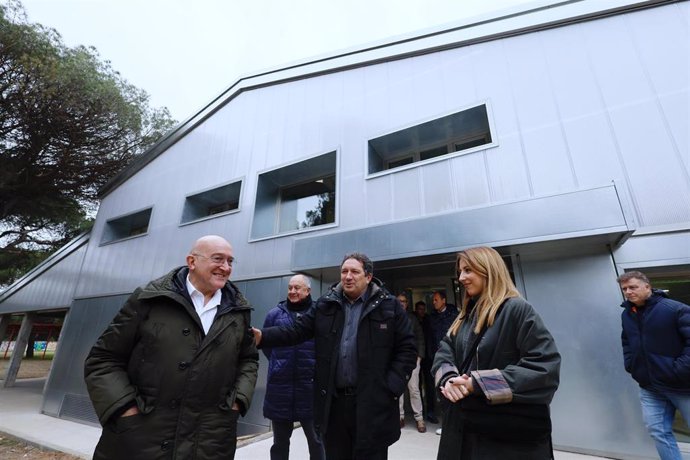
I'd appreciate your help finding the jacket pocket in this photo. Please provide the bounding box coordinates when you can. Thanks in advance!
[649,353,682,386]
[108,412,145,434]
[368,312,394,349]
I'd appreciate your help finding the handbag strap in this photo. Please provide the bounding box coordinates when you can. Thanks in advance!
[458,324,488,375]
[457,300,507,375]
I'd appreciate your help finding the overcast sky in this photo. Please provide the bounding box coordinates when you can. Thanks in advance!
[21,0,536,121]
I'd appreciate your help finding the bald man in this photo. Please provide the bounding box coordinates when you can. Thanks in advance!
[85,235,259,460]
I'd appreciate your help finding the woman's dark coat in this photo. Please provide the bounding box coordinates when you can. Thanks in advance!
[84,266,259,460]
[432,297,561,460]
[262,298,317,421]
[261,279,417,451]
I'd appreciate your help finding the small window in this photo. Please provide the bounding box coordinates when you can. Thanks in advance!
[101,208,152,244]
[278,175,336,233]
[252,151,337,240]
[368,104,494,175]
[181,180,242,224]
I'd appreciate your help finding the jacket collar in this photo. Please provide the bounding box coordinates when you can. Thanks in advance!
[323,277,390,307]
[140,266,251,316]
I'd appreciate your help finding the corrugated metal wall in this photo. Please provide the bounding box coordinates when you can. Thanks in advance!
[74,2,688,299]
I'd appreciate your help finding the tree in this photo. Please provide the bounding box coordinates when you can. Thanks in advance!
[0,0,176,287]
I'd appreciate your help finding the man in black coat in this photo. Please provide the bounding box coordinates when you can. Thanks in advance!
[84,235,259,460]
[423,291,457,429]
[253,252,416,459]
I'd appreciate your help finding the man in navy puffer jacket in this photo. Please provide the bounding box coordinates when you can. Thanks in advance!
[262,275,325,460]
[619,271,690,460]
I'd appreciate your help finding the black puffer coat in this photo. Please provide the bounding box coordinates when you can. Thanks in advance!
[261,279,417,451]
[84,266,259,460]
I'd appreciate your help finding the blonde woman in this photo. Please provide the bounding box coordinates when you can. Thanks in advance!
[432,247,560,460]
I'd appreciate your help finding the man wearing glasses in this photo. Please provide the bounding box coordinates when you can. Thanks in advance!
[85,235,259,460]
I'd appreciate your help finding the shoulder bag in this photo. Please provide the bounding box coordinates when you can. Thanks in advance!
[452,309,552,442]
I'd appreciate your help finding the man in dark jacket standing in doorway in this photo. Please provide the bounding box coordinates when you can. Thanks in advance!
[424,290,457,431]
[619,271,690,460]
[253,252,417,460]
[84,235,259,460]
[262,274,325,460]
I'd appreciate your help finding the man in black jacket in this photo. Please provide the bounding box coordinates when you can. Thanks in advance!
[84,235,259,460]
[253,252,416,459]
[619,271,690,460]
[424,291,457,431]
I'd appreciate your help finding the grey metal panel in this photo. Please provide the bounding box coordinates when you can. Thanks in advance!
[519,250,656,459]
[614,231,690,269]
[580,8,690,228]
[0,235,88,314]
[625,2,689,179]
[42,295,129,419]
[450,150,491,208]
[364,174,393,225]
[292,184,633,270]
[421,160,455,215]
[391,168,423,220]
[503,33,577,196]
[485,134,533,202]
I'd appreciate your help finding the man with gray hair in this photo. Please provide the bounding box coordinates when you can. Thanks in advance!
[618,270,690,460]
[254,252,416,459]
[262,274,324,460]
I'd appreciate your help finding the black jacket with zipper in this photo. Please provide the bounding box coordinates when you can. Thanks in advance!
[261,278,417,451]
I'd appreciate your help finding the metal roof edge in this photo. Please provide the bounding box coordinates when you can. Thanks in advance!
[0,232,91,303]
[97,0,677,199]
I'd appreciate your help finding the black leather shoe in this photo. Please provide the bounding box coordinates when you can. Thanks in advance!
[425,415,439,424]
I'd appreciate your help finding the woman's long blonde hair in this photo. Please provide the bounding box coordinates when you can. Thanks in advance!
[448,246,520,336]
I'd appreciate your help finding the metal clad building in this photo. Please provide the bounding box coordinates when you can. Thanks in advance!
[1,1,688,458]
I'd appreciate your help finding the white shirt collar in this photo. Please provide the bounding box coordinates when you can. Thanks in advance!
[186,274,222,334]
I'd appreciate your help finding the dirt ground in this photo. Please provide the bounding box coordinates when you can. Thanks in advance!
[0,358,79,459]
[0,356,53,379]
[0,436,81,460]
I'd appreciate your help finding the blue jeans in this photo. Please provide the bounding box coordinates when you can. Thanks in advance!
[639,387,690,460]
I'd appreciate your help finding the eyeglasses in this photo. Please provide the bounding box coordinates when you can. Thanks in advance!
[193,253,235,267]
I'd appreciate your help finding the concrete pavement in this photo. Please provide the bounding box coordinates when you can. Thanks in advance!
[0,377,609,459]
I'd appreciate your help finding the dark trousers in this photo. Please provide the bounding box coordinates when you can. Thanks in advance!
[270,419,325,460]
[420,357,436,417]
[324,393,388,460]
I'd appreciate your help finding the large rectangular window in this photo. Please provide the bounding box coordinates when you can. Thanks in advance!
[368,103,494,175]
[100,208,152,245]
[278,175,336,233]
[180,180,242,225]
[252,151,337,240]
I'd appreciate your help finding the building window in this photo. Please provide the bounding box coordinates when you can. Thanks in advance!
[181,180,242,225]
[101,208,152,244]
[252,151,337,240]
[368,103,494,175]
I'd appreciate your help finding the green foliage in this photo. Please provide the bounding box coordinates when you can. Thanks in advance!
[0,0,176,287]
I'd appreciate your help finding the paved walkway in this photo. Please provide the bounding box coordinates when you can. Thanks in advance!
[0,378,609,459]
